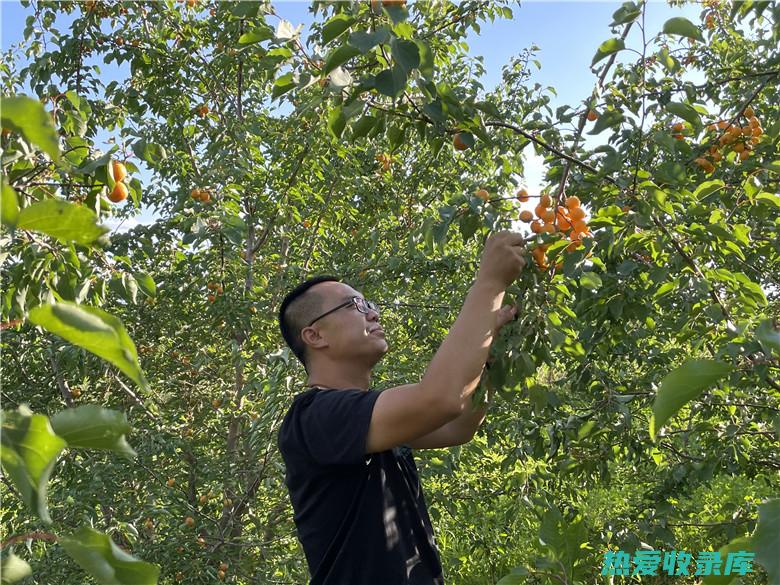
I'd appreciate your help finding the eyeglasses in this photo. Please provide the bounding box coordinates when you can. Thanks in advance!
[307,297,380,327]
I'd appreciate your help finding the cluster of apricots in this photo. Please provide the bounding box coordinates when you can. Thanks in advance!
[693,107,763,173]
[108,160,129,203]
[191,187,212,203]
[207,281,223,303]
[517,190,592,271]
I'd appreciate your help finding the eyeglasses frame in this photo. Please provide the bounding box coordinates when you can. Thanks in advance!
[306,296,380,328]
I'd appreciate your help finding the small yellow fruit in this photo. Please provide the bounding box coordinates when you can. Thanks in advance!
[112,160,127,182]
[530,220,542,234]
[519,210,533,222]
[452,132,469,151]
[587,109,598,121]
[185,516,194,527]
[516,188,529,202]
[744,106,754,118]
[539,194,552,208]
[219,563,229,572]
[565,196,581,209]
[475,189,489,201]
[167,478,175,487]
[199,495,208,504]
[108,182,128,203]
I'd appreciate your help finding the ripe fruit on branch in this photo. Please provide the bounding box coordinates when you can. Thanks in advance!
[383,0,407,6]
[744,106,754,118]
[144,518,154,530]
[208,294,216,303]
[197,537,206,546]
[694,157,715,173]
[108,182,128,203]
[207,282,217,290]
[112,160,127,182]
[219,563,229,572]
[217,570,226,581]
[540,209,555,223]
[199,495,208,504]
[185,516,195,527]
[530,220,542,234]
[452,132,469,151]
[587,109,599,122]
[539,194,552,207]
[516,188,529,202]
[671,122,684,132]
[565,196,580,209]
[196,104,209,117]
[519,210,533,222]
[475,188,489,201]
[167,478,175,487]
[71,387,82,398]
[569,206,585,220]
[212,398,222,408]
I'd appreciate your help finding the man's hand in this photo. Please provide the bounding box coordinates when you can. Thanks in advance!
[494,303,519,334]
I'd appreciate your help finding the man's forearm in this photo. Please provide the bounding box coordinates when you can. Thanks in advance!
[449,381,493,443]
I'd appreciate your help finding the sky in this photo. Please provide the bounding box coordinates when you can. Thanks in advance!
[1,0,704,231]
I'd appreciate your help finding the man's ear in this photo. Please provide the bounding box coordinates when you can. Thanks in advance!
[301,326,328,350]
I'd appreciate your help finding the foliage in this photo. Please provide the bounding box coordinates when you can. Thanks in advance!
[2,0,779,584]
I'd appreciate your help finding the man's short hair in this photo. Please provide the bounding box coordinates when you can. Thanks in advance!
[278,275,342,373]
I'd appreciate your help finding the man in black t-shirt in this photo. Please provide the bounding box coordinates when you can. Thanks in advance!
[277,232,526,584]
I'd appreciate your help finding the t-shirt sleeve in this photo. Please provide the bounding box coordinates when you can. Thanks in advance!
[286,389,381,466]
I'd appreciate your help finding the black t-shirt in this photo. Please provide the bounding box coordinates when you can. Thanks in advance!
[277,387,445,585]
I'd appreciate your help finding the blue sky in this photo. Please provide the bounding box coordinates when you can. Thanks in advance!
[1,1,703,228]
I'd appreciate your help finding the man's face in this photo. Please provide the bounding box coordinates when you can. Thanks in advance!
[303,282,388,363]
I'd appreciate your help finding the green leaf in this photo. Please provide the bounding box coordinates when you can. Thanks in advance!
[415,40,434,79]
[611,2,642,25]
[693,179,725,200]
[17,199,109,246]
[28,302,148,391]
[580,272,602,291]
[756,192,780,208]
[327,106,346,139]
[322,14,355,44]
[591,38,625,67]
[50,405,136,458]
[0,406,66,524]
[764,160,780,174]
[60,526,160,585]
[323,44,360,75]
[133,272,156,299]
[2,177,20,229]
[662,17,704,41]
[237,26,273,45]
[374,66,407,98]
[130,140,166,166]
[650,359,732,438]
[702,536,753,585]
[1,550,32,584]
[496,573,527,585]
[588,109,624,134]
[666,101,701,126]
[231,1,260,17]
[391,38,420,72]
[351,115,376,139]
[753,499,780,585]
[271,72,296,99]
[348,28,390,53]
[756,319,780,357]
[0,95,60,161]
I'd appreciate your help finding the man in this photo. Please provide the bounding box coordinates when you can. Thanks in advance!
[277,231,526,584]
